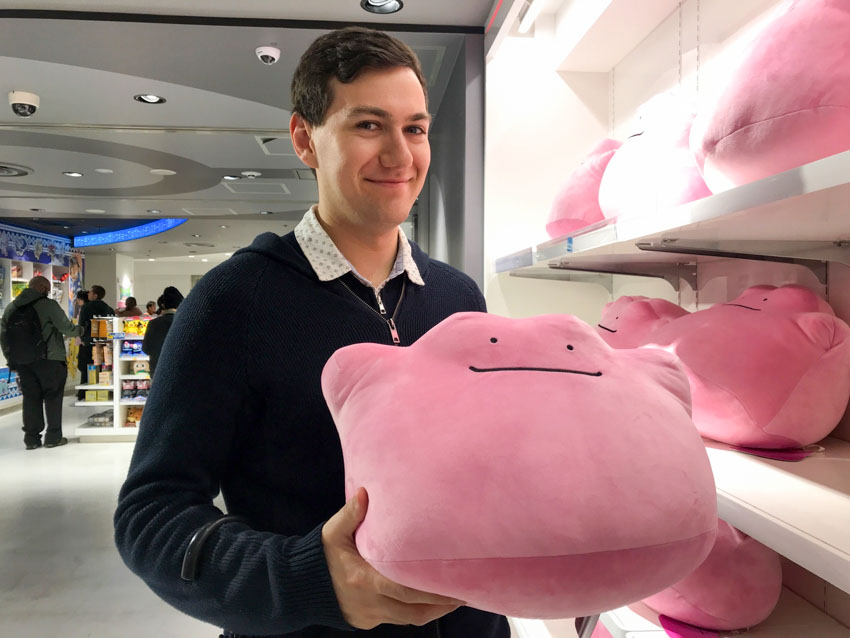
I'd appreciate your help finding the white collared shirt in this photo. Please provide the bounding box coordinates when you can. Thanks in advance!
[294,205,425,293]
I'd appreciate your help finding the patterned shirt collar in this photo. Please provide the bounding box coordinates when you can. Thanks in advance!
[294,205,424,292]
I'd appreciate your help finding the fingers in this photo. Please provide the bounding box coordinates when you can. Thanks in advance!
[375,575,466,607]
[377,597,461,626]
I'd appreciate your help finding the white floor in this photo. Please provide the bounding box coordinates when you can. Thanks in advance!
[0,396,217,637]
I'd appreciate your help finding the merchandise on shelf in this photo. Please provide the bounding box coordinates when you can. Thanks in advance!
[132,360,150,374]
[10,264,22,278]
[85,410,113,428]
[123,318,150,336]
[121,340,145,357]
[125,406,144,428]
[12,282,25,298]
[121,379,149,401]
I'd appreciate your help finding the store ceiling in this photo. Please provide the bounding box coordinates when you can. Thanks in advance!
[0,0,501,257]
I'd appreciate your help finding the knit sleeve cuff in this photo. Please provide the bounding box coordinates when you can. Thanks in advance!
[277,522,355,631]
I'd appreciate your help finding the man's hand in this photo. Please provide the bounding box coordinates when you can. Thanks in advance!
[322,487,465,630]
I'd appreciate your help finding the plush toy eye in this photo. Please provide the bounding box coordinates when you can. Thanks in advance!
[615,316,619,320]
[566,345,574,351]
[490,338,498,344]
[763,298,768,301]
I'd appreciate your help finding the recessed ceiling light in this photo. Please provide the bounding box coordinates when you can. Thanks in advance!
[147,209,162,214]
[225,252,232,256]
[62,225,70,229]
[148,258,155,262]
[222,175,241,181]
[134,94,166,104]
[241,171,262,178]
[360,0,403,14]
[29,208,43,212]
[219,225,229,229]
[188,255,195,258]
[85,209,105,213]
[108,248,115,252]
[202,258,209,262]
[259,210,273,215]
[150,169,176,176]
[63,171,83,178]
[94,168,114,174]
[81,230,89,234]
[192,234,201,238]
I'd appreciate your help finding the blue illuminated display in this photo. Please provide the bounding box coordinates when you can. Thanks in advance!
[73,218,188,247]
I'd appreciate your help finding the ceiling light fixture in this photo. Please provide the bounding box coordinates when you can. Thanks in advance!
[517,0,545,34]
[94,168,114,174]
[147,209,162,214]
[85,209,105,213]
[241,171,262,179]
[150,169,176,176]
[219,225,229,229]
[134,94,166,104]
[225,252,232,256]
[361,0,403,14]
[202,258,209,262]
[63,171,83,178]
[148,258,155,262]
[188,255,195,258]
[192,234,201,238]
[259,210,273,215]
[222,175,241,181]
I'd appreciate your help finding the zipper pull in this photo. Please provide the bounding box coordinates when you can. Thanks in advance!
[387,318,401,345]
[375,292,387,316]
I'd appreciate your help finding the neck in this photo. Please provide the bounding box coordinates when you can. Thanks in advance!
[315,208,399,288]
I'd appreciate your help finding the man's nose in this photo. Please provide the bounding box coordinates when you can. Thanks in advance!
[379,129,413,168]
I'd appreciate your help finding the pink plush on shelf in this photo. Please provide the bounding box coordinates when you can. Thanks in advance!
[597,296,690,349]
[322,312,717,619]
[694,0,850,192]
[643,520,782,631]
[645,285,850,448]
[546,139,622,239]
[598,99,711,221]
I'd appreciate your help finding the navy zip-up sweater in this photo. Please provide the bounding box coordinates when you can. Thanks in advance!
[114,231,510,638]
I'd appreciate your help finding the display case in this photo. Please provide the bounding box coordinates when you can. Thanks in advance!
[487,0,850,634]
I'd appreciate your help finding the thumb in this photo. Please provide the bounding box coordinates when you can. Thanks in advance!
[338,487,369,535]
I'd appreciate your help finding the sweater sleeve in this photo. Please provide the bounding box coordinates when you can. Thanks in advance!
[41,299,84,338]
[113,259,352,635]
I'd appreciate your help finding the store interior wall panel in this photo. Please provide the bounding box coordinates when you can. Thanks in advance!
[485,273,610,324]
[82,253,118,307]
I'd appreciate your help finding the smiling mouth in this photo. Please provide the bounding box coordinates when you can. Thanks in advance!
[597,324,617,333]
[725,304,762,311]
[469,366,602,377]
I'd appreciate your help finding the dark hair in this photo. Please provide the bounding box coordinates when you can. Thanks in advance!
[125,296,137,308]
[91,285,106,300]
[76,290,89,301]
[291,26,428,127]
[145,300,156,309]
[162,286,184,310]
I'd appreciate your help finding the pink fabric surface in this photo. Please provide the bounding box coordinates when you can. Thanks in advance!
[590,622,614,638]
[658,616,719,637]
[644,285,850,448]
[322,312,717,618]
[598,109,710,221]
[597,296,690,349]
[695,0,850,191]
[643,520,782,631]
[546,139,622,239]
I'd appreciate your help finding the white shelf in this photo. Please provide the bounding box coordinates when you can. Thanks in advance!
[11,278,27,282]
[119,374,150,380]
[74,384,112,390]
[706,437,850,596]
[119,400,146,406]
[552,0,680,72]
[585,588,850,637]
[495,150,850,280]
[73,401,113,407]
[119,355,149,361]
[75,425,137,442]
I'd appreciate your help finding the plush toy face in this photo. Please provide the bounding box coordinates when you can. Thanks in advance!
[546,138,622,239]
[597,296,690,349]
[646,285,850,448]
[695,0,850,191]
[643,520,782,631]
[322,312,717,618]
[598,102,711,220]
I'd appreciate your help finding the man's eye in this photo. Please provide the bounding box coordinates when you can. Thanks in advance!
[407,126,428,135]
[357,121,379,131]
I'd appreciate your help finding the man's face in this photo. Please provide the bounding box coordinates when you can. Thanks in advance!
[295,66,431,233]
[87,290,96,302]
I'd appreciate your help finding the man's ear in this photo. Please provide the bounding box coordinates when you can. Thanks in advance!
[289,112,319,170]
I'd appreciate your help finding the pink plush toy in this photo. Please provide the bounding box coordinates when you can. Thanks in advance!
[694,0,850,192]
[597,296,690,349]
[643,520,782,631]
[546,139,622,239]
[598,99,711,220]
[645,285,850,448]
[322,312,717,618]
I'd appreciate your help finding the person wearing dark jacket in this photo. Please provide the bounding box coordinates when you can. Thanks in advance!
[114,27,508,638]
[76,284,114,399]
[141,286,183,376]
[0,276,84,449]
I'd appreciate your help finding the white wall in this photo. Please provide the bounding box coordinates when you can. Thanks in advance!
[133,258,225,307]
[82,253,118,308]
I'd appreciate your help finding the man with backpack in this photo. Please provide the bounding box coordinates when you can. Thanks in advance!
[0,276,84,449]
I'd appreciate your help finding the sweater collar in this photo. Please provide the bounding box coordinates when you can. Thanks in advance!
[294,206,424,291]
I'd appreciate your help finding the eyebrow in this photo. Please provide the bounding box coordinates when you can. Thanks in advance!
[347,106,432,123]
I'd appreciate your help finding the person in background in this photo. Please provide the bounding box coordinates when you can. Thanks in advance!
[73,289,88,320]
[118,296,144,317]
[145,300,157,316]
[115,27,506,638]
[76,285,115,400]
[156,295,165,316]
[0,276,84,449]
[141,286,184,376]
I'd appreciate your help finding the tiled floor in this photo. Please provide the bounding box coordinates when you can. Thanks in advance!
[0,396,216,637]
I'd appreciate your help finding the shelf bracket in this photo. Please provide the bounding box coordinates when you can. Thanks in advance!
[637,240,833,285]
[510,268,615,294]
[546,259,698,292]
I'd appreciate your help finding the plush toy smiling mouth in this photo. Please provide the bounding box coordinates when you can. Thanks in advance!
[469,366,603,377]
[725,304,762,311]
[597,324,617,333]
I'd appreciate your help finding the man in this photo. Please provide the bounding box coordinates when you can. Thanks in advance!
[115,27,508,638]
[144,300,157,316]
[141,286,183,376]
[0,276,84,449]
[76,285,114,400]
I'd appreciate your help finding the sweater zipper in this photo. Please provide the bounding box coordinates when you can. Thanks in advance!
[338,277,407,346]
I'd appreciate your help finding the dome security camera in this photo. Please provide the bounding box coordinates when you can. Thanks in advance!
[9,91,39,117]
[256,45,280,65]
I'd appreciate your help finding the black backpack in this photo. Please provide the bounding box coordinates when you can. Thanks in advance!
[6,297,47,367]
